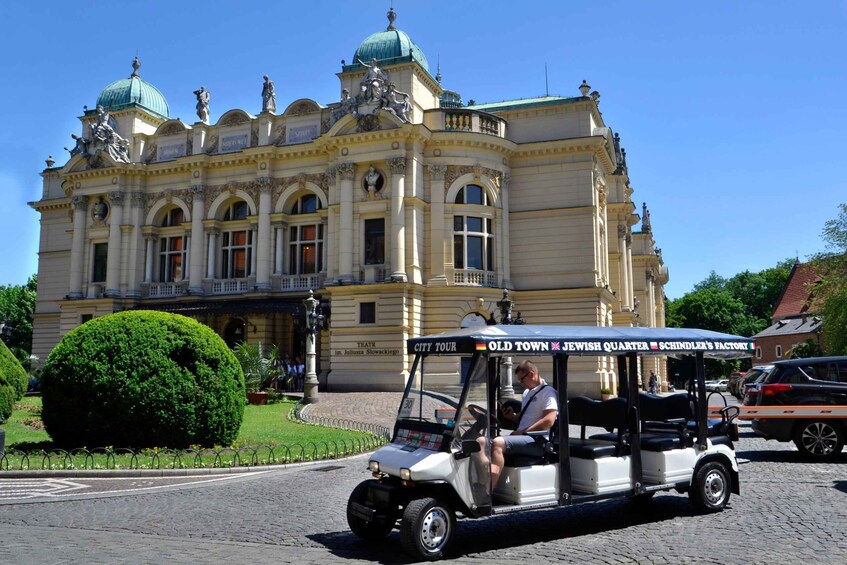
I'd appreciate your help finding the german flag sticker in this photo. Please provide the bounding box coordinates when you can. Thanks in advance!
[475,343,487,351]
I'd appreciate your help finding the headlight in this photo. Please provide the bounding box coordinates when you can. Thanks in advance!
[400,468,412,481]
[368,460,380,473]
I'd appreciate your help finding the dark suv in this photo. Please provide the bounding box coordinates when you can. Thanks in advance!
[751,356,847,459]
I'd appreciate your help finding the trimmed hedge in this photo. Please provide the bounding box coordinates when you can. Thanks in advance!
[0,339,27,421]
[40,311,245,448]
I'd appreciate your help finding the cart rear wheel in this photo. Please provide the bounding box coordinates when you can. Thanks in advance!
[347,480,395,540]
[400,497,455,561]
[689,461,731,512]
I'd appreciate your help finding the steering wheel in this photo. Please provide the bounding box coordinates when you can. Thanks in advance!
[462,404,490,439]
[467,403,489,423]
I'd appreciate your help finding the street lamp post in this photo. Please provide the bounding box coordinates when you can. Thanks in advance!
[496,290,525,400]
[302,290,325,405]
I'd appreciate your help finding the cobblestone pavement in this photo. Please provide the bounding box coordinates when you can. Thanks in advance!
[2,400,847,563]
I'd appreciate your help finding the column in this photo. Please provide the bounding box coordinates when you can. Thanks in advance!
[206,228,218,278]
[68,195,89,299]
[126,192,146,297]
[144,235,156,282]
[273,222,284,274]
[325,165,338,280]
[188,185,206,294]
[388,156,407,282]
[500,172,512,288]
[336,162,355,282]
[427,165,448,286]
[255,179,272,289]
[104,191,124,297]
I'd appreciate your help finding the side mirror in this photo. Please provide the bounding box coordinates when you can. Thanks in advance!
[453,439,482,460]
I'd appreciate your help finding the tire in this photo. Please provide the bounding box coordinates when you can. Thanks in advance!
[400,497,456,561]
[793,420,845,460]
[689,461,731,512]
[347,480,395,540]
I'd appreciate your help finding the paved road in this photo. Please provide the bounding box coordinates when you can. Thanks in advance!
[2,419,846,564]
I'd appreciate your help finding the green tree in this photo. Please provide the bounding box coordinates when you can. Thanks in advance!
[812,203,847,354]
[0,274,37,366]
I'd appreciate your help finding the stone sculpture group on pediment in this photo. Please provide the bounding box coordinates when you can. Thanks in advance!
[330,58,412,128]
[65,105,131,168]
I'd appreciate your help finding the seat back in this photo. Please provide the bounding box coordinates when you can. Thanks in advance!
[568,396,628,455]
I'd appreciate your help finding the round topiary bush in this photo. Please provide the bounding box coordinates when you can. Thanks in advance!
[41,311,245,448]
[0,339,27,421]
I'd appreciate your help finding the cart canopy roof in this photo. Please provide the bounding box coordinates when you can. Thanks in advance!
[407,325,755,359]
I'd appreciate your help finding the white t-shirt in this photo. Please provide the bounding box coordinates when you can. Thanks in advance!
[517,380,558,433]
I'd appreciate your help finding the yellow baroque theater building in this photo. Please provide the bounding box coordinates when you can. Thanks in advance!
[31,9,668,396]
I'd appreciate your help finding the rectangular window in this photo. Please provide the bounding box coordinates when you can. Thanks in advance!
[92,242,108,282]
[467,236,484,269]
[80,314,93,324]
[364,219,385,265]
[756,347,762,359]
[159,236,186,282]
[221,230,252,279]
[775,345,783,358]
[288,223,323,274]
[453,236,464,269]
[360,302,376,324]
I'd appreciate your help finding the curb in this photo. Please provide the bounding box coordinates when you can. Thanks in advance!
[0,450,373,479]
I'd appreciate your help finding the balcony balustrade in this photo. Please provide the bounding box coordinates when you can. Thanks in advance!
[424,109,506,138]
[453,269,497,287]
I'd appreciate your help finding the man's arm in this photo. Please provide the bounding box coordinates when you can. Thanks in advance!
[514,409,557,435]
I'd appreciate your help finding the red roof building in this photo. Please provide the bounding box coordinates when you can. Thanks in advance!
[753,263,823,363]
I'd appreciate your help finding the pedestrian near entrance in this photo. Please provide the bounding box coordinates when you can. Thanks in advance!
[649,371,658,394]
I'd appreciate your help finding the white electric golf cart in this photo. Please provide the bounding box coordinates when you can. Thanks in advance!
[347,325,753,561]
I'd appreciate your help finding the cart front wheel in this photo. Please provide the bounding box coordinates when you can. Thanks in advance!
[347,480,395,540]
[400,497,455,561]
[689,461,731,512]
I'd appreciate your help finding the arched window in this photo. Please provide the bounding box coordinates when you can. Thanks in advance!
[158,207,186,282]
[453,184,494,273]
[221,201,253,279]
[290,195,319,215]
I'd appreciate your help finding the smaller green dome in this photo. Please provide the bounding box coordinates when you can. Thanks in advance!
[96,57,169,119]
[347,9,429,73]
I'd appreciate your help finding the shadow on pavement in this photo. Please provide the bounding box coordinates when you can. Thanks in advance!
[737,448,847,463]
[309,495,695,562]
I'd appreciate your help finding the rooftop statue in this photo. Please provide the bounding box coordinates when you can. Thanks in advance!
[66,105,130,167]
[194,86,211,123]
[357,57,389,104]
[261,75,276,113]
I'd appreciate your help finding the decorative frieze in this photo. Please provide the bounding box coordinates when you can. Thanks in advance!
[444,164,502,189]
[108,191,125,204]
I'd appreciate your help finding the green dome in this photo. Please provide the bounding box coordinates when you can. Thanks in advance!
[347,9,429,73]
[96,59,169,119]
[352,29,429,72]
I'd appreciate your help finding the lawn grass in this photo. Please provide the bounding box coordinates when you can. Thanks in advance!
[1,396,387,471]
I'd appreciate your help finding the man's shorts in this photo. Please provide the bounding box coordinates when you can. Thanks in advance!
[503,434,545,458]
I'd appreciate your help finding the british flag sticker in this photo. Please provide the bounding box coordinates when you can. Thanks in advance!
[649,342,659,350]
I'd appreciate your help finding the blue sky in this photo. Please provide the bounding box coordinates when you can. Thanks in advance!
[0,1,844,299]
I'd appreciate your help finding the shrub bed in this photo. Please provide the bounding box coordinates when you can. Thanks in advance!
[0,340,27,421]
[40,311,244,448]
